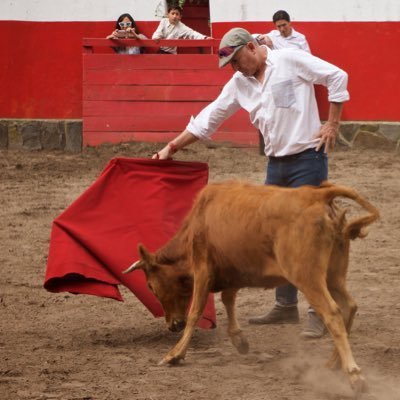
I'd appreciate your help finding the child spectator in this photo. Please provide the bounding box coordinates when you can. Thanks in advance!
[152,5,212,54]
[106,13,147,54]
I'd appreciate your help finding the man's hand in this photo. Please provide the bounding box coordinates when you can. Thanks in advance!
[316,121,339,153]
[256,34,273,47]
[151,130,198,160]
[152,144,174,160]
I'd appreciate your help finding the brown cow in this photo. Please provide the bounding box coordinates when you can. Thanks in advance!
[123,181,379,394]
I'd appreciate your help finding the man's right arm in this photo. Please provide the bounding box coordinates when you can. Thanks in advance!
[153,130,198,159]
[152,79,241,159]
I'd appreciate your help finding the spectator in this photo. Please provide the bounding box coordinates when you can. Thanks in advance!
[106,13,147,55]
[255,10,311,53]
[152,4,212,54]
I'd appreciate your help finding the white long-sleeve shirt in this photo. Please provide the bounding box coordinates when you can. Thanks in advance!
[267,28,311,53]
[152,18,207,54]
[187,47,349,157]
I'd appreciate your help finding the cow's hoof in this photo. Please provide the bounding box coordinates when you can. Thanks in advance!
[351,375,368,399]
[231,334,249,354]
[158,354,183,366]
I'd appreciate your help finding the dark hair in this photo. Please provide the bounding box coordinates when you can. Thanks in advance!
[272,10,291,23]
[167,5,183,14]
[115,13,140,34]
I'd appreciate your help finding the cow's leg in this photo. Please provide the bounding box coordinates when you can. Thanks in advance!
[325,238,358,370]
[326,286,358,370]
[159,264,210,365]
[302,283,365,393]
[221,288,249,354]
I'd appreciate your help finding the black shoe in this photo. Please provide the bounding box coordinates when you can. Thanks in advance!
[248,304,299,325]
[300,312,328,339]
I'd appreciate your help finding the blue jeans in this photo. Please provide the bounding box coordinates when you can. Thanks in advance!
[265,147,328,306]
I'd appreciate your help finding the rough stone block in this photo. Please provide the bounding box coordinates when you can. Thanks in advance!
[8,121,23,148]
[65,121,82,152]
[353,130,392,149]
[0,121,8,148]
[359,123,380,133]
[21,121,42,150]
[340,123,359,143]
[379,124,400,142]
[40,121,65,150]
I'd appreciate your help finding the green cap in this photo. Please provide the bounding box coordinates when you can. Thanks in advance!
[218,28,255,68]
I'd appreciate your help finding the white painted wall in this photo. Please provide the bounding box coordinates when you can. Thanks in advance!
[0,0,167,21]
[2,0,400,22]
[210,0,400,22]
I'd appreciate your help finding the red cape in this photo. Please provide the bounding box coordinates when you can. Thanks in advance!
[44,158,216,329]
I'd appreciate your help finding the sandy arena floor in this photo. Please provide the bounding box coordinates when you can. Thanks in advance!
[1,142,399,400]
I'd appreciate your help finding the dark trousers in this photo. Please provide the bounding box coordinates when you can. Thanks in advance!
[265,147,328,306]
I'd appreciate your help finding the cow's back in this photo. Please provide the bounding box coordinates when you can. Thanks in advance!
[185,181,333,289]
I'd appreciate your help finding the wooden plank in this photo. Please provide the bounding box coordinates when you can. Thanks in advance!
[83,54,220,70]
[83,131,181,146]
[82,38,219,49]
[83,131,258,147]
[83,84,223,101]
[84,115,190,132]
[83,114,254,132]
[83,101,209,116]
[83,69,232,86]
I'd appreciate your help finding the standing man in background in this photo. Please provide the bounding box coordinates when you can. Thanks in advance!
[255,10,311,53]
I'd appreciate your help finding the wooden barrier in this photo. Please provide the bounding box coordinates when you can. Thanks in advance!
[82,38,257,147]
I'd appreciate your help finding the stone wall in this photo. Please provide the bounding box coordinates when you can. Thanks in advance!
[1,119,399,152]
[339,122,400,150]
[0,120,82,152]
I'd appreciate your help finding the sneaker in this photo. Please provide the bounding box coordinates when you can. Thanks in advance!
[248,304,299,325]
[300,312,328,339]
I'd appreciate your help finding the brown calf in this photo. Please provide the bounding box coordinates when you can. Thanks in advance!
[124,181,379,394]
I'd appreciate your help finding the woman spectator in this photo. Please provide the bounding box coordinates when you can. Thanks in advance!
[106,13,147,54]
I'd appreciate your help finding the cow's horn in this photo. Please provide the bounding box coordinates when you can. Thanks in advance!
[122,260,141,274]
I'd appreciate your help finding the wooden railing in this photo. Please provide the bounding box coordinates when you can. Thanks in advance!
[82,38,257,147]
[83,38,219,54]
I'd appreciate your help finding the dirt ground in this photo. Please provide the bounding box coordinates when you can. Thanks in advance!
[1,142,399,400]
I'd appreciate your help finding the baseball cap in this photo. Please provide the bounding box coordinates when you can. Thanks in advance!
[218,28,255,68]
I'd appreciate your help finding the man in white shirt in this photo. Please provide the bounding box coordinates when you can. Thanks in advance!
[255,10,311,53]
[152,5,211,54]
[153,28,349,339]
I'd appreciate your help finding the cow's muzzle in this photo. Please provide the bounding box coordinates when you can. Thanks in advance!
[169,319,186,332]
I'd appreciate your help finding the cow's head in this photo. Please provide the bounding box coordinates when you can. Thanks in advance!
[123,244,193,332]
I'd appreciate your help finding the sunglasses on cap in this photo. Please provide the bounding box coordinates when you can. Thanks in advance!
[218,44,243,58]
[119,21,132,28]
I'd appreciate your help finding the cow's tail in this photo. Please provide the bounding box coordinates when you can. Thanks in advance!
[320,182,380,239]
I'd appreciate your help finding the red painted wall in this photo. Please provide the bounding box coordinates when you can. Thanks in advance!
[0,20,158,119]
[1,20,399,121]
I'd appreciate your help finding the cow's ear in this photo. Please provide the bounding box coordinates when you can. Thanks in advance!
[138,244,156,268]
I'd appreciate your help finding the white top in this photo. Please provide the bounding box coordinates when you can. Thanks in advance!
[187,47,349,157]
[152,18,206,54]
[267,28,311,53]
[114,33,147,55]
